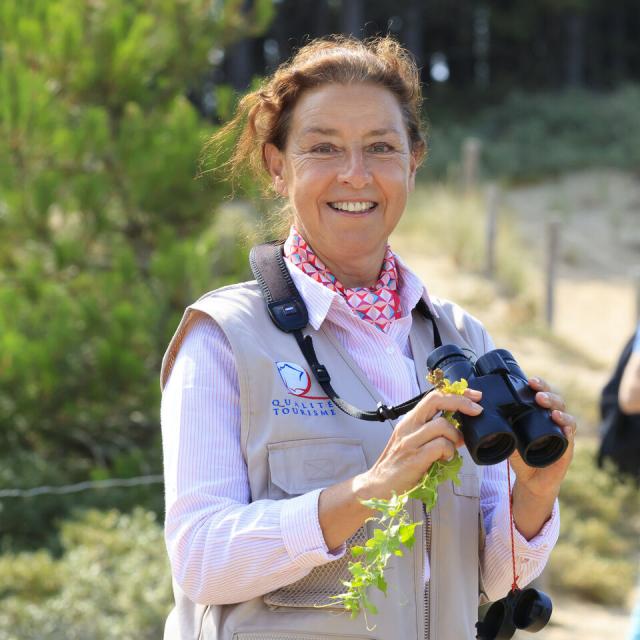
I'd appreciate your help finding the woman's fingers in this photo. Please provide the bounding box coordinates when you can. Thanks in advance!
[535,390,566,411]
[464,388,483,401]
[528,375,577,441]
[551,409,578,438]
[403,416,464,449]
[419,436,458,464]
[528,376,550,392]
[410,389,483,426]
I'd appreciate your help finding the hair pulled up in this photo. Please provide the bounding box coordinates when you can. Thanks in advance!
[207,35,426,188]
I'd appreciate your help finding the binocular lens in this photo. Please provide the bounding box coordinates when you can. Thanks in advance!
[477,588,553,638]
[476,433,517,465]
[522,434,567,468]
[512,589,553,632]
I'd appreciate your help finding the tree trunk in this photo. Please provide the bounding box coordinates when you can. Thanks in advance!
[611,7,626,84]
[226,38,254,91]
[225,0,255,91]
[403,0,424,65]
[340,0,364,38]
[566,12,586,87]
[473,4,490,89]
[311,0,330,38]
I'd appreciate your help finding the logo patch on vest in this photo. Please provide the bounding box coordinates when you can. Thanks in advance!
[272,361,335,417]
[276,361,328,400]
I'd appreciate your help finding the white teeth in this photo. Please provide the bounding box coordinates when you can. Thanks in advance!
[330,201,376,212]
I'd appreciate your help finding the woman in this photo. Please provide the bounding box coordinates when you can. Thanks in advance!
[161,36,576,640]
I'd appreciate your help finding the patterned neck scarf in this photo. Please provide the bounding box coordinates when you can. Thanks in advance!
[283,226,402,332]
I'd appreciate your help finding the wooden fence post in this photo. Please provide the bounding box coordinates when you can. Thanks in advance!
[545,219,561,328]
[485,183,499,278]
[462,137,482,193]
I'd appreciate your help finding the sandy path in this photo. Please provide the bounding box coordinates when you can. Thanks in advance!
[524,595,631,639]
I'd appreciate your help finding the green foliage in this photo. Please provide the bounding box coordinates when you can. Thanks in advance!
[0,508,172,640]
[548,442,640,604]
[426,86,640,182]
[333,374,466,618]
[0,0,272,549]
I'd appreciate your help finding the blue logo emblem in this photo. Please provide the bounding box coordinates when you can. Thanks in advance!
[275,361,328,400]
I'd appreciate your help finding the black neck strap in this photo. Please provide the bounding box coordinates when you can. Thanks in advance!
[249,242,442,422]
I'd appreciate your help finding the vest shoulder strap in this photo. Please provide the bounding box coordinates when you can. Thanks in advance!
[249,242,308,332]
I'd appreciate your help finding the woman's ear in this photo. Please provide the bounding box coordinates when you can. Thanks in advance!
[264,143,288,196]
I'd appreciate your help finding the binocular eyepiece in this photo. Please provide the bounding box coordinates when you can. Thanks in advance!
[426,345,568,468]
[476,588,553,639]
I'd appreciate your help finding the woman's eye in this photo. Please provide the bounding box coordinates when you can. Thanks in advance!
[370,142,393,153]
[312,144,335,154]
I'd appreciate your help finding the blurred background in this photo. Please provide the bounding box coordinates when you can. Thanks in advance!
[1,1,639,638]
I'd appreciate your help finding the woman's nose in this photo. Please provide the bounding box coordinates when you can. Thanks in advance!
[337,149,372,188]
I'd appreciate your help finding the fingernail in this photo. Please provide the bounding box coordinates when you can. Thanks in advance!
[471,401,483,412]
[530,377,542,386]
[539,392,550,406]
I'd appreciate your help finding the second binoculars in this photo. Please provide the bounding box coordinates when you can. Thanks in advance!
[426,345,568,468]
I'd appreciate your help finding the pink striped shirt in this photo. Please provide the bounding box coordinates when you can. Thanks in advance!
[161,254,559,606]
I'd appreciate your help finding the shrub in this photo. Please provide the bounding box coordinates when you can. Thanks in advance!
[425,85,640,181]
[548,442,640,605]
[0,508,173,640]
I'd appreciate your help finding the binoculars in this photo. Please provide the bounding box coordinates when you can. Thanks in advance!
[476,588,553,639]
[426,345,568,468]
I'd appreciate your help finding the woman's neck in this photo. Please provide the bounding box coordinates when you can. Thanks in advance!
[313,248,384,288]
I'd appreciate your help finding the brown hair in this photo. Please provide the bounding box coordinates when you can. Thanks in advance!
[206,35,426,189]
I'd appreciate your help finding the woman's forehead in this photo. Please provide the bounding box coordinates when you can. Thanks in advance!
[289,83,406,137]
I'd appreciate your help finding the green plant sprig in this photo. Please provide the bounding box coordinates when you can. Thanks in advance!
[332,370,468,618]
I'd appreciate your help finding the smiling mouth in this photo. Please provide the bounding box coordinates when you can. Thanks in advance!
[328,201,377,213]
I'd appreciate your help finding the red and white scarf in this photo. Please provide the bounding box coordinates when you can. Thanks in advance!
[284,227,402,332]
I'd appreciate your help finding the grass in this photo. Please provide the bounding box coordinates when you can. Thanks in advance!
[395,181,640,606]
[398,182,541,308]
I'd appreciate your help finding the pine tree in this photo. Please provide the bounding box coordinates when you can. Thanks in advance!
[0,0,273,542]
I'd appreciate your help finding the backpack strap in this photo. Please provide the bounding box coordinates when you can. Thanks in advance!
[249,242,442,422]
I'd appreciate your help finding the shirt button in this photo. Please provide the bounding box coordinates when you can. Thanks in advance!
[386,346,395,355]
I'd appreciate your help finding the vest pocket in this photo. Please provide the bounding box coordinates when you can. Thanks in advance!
[266,438,367,499]
[264,438,369,610]
[452,473,480,498]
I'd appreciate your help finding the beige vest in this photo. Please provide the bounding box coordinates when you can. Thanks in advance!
[161,281,489,640]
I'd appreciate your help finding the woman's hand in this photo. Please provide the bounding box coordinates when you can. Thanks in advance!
[355,388,483,502]
[510,376,576,540]
[318,387,482,551]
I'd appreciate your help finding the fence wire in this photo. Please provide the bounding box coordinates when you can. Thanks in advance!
[0,475,164,498]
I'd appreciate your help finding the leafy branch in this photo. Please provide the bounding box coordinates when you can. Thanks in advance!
[332,371,468,618]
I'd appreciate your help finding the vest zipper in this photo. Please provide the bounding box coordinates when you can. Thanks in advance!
[424,506,431,640]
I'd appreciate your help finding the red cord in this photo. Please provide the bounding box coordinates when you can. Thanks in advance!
[506,459,520,592]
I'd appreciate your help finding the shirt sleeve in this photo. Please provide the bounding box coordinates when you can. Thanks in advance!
[480,463,559,602]
[161,313,344,606]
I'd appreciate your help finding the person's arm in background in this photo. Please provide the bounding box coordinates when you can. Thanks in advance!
[619,324,640,415]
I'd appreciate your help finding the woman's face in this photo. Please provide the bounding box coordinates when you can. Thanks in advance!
[265,82,417,279]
